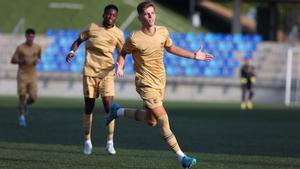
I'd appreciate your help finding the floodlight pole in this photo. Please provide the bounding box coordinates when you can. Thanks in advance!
[285,48,293,106]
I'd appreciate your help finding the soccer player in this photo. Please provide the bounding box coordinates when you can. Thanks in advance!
[66,4,124,155]
[105,1,213,168]
[240,58,256,110]
[11,28,42,127]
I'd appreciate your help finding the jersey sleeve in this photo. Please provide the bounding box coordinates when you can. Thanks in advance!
[79,24,92,41]
[164,27,173,47]
[116,32,125,53]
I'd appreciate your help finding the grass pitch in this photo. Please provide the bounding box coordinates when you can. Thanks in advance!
[0,96,300,169]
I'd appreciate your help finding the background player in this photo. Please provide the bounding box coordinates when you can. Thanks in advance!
[106,1,213,168]
[66,4,124,155]
[240,58,256,110]
[11,28,42,127]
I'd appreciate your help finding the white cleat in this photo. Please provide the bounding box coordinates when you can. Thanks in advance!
[106,143,116,155]
[83,140,92,155]
[19,115,26,127]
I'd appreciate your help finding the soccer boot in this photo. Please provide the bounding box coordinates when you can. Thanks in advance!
[181,156,197,169]
[240,102,246,110]
[19,115,26,127]
[83,140,93,155]
[105,103,120,127]
[246,101,253,109]
[105,143,116,155]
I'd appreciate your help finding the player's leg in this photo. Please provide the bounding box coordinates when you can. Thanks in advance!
[82,76,98,155]
[25,79,38,115]
[240,86,247,110]
[17,79,27,127]
[101,96,116,155]
[105,87,157,126]
[18,94,27,127]
[100,74,117,154]
[152,106,197,168]
[83,97,95,155]
[112,107,156,125]
[247,86,255,109]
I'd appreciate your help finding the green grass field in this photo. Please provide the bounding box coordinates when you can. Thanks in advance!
[1,96,300,169]
[0,0,206,33]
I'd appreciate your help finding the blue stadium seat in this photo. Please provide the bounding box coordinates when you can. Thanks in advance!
[41,29,262,77]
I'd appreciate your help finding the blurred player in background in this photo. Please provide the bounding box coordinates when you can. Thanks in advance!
[66,4,124,155]
[105,1,213,168]
[240,58,256,110]
[11,28,42,127]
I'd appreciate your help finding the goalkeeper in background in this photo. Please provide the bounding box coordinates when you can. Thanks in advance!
[240,58,256,110]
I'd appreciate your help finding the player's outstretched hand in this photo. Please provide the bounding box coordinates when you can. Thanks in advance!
[66,53,74,63]
[115,63,124,78]
[195,46,213,61]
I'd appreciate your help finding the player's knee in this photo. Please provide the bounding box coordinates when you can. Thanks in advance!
[157,115,169,128]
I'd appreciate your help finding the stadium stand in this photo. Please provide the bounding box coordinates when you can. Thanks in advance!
[39,29,262,78]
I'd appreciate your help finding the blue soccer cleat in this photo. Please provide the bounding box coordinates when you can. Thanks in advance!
[19,115,27,127]
[181,156,197,169]
[105,103,121,127]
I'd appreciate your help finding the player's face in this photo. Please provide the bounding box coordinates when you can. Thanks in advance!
[103,9,118,28]
[25,33,35,45]
[139,6,156,27]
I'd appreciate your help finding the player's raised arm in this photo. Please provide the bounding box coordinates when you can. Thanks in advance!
[116,51,127,78]
[165,45,213,61]
[66,38,84,63]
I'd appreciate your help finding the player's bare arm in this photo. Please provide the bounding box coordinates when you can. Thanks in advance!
[116,51,127,78]
[165,45,213,61]
[66,38,84,62]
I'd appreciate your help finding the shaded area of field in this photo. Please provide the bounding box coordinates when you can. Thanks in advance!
[0,97,300,168]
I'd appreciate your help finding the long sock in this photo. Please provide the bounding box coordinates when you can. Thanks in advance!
[107,119,115,141]
[176,150,185,161]
[84,114,93,140]
[242,89,246,102]
[123,108,147,123]
[249,91,254,100]
[158,115,183,156]
[18,100,25,116]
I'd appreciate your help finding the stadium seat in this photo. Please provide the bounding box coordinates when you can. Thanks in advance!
[41,29,262,77]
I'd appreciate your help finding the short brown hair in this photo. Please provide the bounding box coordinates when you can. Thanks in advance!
[137,1,155,15]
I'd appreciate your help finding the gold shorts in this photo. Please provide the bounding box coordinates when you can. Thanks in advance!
[83,75,115,98]
[17,75,37,96]
[136,87,165,109]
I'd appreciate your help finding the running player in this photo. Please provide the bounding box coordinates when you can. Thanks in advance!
[106,1,213,168]
[11,28,42,127]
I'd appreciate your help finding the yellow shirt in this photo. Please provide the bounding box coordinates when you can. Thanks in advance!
[122,26,173,89]
[12,42,42,78]
[80,23,124,78]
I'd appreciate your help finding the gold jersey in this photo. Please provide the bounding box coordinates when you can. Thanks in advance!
[79,22,124,78]
[122,26,173,89]
[12,42,42,78]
